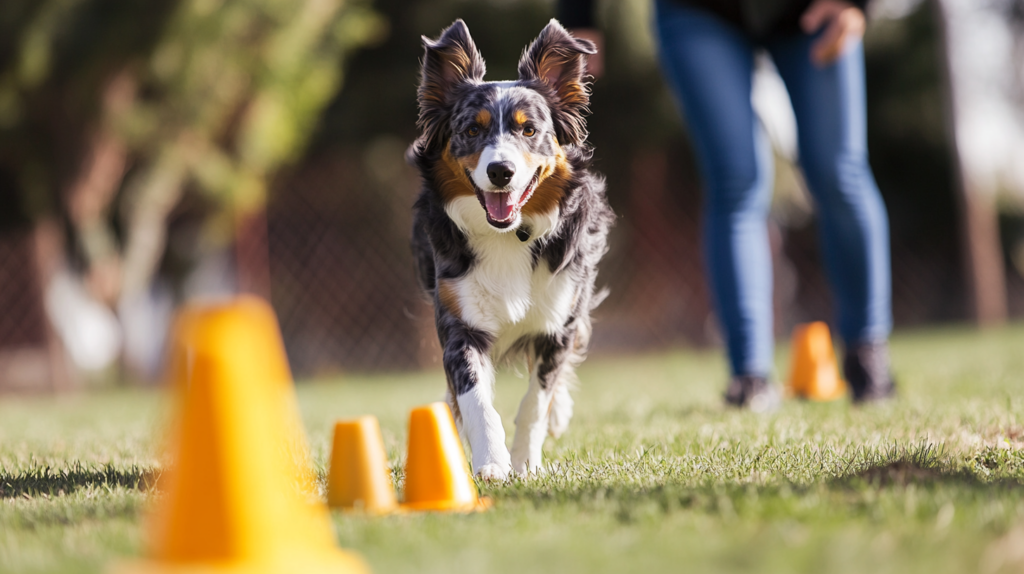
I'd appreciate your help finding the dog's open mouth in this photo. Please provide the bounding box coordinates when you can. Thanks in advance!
[467,168,541,229]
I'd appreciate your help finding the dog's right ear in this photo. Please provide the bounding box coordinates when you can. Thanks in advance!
[417,20,486,152]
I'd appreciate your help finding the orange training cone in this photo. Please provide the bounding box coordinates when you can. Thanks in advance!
[327,416,398,514]
[163,296,316,492]
[787,321,847,401]
[401,403,490,512]
[116,298,369,573]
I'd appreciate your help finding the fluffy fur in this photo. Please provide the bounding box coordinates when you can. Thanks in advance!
[410,19,614,479]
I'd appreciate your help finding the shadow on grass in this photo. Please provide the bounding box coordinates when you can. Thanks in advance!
[0,463,160,499]
[835,444,1024,489]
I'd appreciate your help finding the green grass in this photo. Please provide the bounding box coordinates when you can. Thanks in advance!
[2,324,1024,573]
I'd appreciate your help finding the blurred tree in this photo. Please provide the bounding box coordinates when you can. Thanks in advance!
[0,0,384,376]
[862,1,966,323]
[931,0,1018,325]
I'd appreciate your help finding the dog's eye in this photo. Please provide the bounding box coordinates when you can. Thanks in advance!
[523,126,536,137]
[466,126,480,137]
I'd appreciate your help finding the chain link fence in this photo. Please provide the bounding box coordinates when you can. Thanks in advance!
[0,225,74,391]
[1,140,1021,384]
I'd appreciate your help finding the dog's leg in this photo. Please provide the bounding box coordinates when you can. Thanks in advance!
[546,372,575,439]
[510,332,574,475]
[510,358,550,475]
[550,317,589,439]
[438,313,511,480]
[455,353,510,480]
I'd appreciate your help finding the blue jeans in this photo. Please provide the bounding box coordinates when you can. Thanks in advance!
[655,0,892,378]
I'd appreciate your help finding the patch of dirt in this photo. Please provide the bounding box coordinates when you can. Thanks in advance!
[852,461,948,486]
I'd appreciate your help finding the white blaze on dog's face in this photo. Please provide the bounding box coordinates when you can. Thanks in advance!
[416,19,596,232]
[450,86,564,230]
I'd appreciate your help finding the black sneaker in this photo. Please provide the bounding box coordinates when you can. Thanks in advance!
[843,341,896,403]
[724,375,781,413]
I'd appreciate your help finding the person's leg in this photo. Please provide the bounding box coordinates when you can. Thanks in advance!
[768,35,894,399]
[655,0,776,382]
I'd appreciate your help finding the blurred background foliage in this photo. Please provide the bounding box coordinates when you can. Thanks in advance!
[0,0,1022,385]
[0,0,384,294]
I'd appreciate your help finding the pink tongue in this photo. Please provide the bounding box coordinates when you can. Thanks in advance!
[484,192,515,221]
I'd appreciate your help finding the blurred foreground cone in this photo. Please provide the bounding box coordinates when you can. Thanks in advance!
[164,296,316,492]
[787,321,846,401]
[401,403,490,512]
[116,297,369,573]
[327,416,398,514]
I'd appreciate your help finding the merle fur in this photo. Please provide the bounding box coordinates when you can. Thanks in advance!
[410,19,614,409]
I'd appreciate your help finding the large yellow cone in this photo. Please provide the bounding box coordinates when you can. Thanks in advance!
[163,296,316,492]
[117,297,369,573]
[787,321,847,402]
[327,416,398,514]
[165,296,289,393]
[401,403,490,512]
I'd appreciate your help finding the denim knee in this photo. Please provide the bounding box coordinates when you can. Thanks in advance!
[800,150,875,209]
[702,153,773,218]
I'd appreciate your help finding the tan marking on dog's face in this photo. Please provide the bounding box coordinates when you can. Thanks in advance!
[475,109,491,128]
[435,143,477,202]
[521,136,570,217]
[514,110,529,125]
[456,151,483,175]
[437,279,462,319]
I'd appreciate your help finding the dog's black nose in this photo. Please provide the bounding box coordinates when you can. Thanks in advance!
[486,161,515,188]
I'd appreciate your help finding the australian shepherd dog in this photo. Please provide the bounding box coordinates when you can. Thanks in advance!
[408,19,614,480]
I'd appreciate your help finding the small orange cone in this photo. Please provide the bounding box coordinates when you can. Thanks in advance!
[787,321,847,401]
[327,416,398,514]
[401,403,490,512]
[116,298,369,573]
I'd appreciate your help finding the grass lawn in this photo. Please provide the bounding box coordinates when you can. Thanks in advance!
[2,324,1024,573]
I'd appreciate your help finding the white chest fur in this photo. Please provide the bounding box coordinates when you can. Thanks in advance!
[444,196,577,356]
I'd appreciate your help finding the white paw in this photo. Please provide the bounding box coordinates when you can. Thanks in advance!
[547,384,574,438]
[512,460,545,476]
[475,463,510,481]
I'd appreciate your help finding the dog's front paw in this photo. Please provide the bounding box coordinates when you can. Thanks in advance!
[475,463,511,481]
[511,460,545,476]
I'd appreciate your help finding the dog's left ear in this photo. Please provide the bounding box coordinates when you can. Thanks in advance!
[518,19,598,146]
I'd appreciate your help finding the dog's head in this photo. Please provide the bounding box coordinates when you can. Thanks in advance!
[415,19,596,230]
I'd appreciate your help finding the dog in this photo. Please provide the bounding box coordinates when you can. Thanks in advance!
[409,19,614,480]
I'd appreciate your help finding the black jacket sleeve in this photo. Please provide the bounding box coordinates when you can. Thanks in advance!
[557,0,597,28]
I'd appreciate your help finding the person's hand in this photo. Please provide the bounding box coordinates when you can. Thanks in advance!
[800,0,866,66]
[568,28,604,79]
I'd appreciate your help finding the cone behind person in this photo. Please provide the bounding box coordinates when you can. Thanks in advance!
[402,402,490,512]
[787,321,846,401]
[327,416,398,514]
[117,297,369,573]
